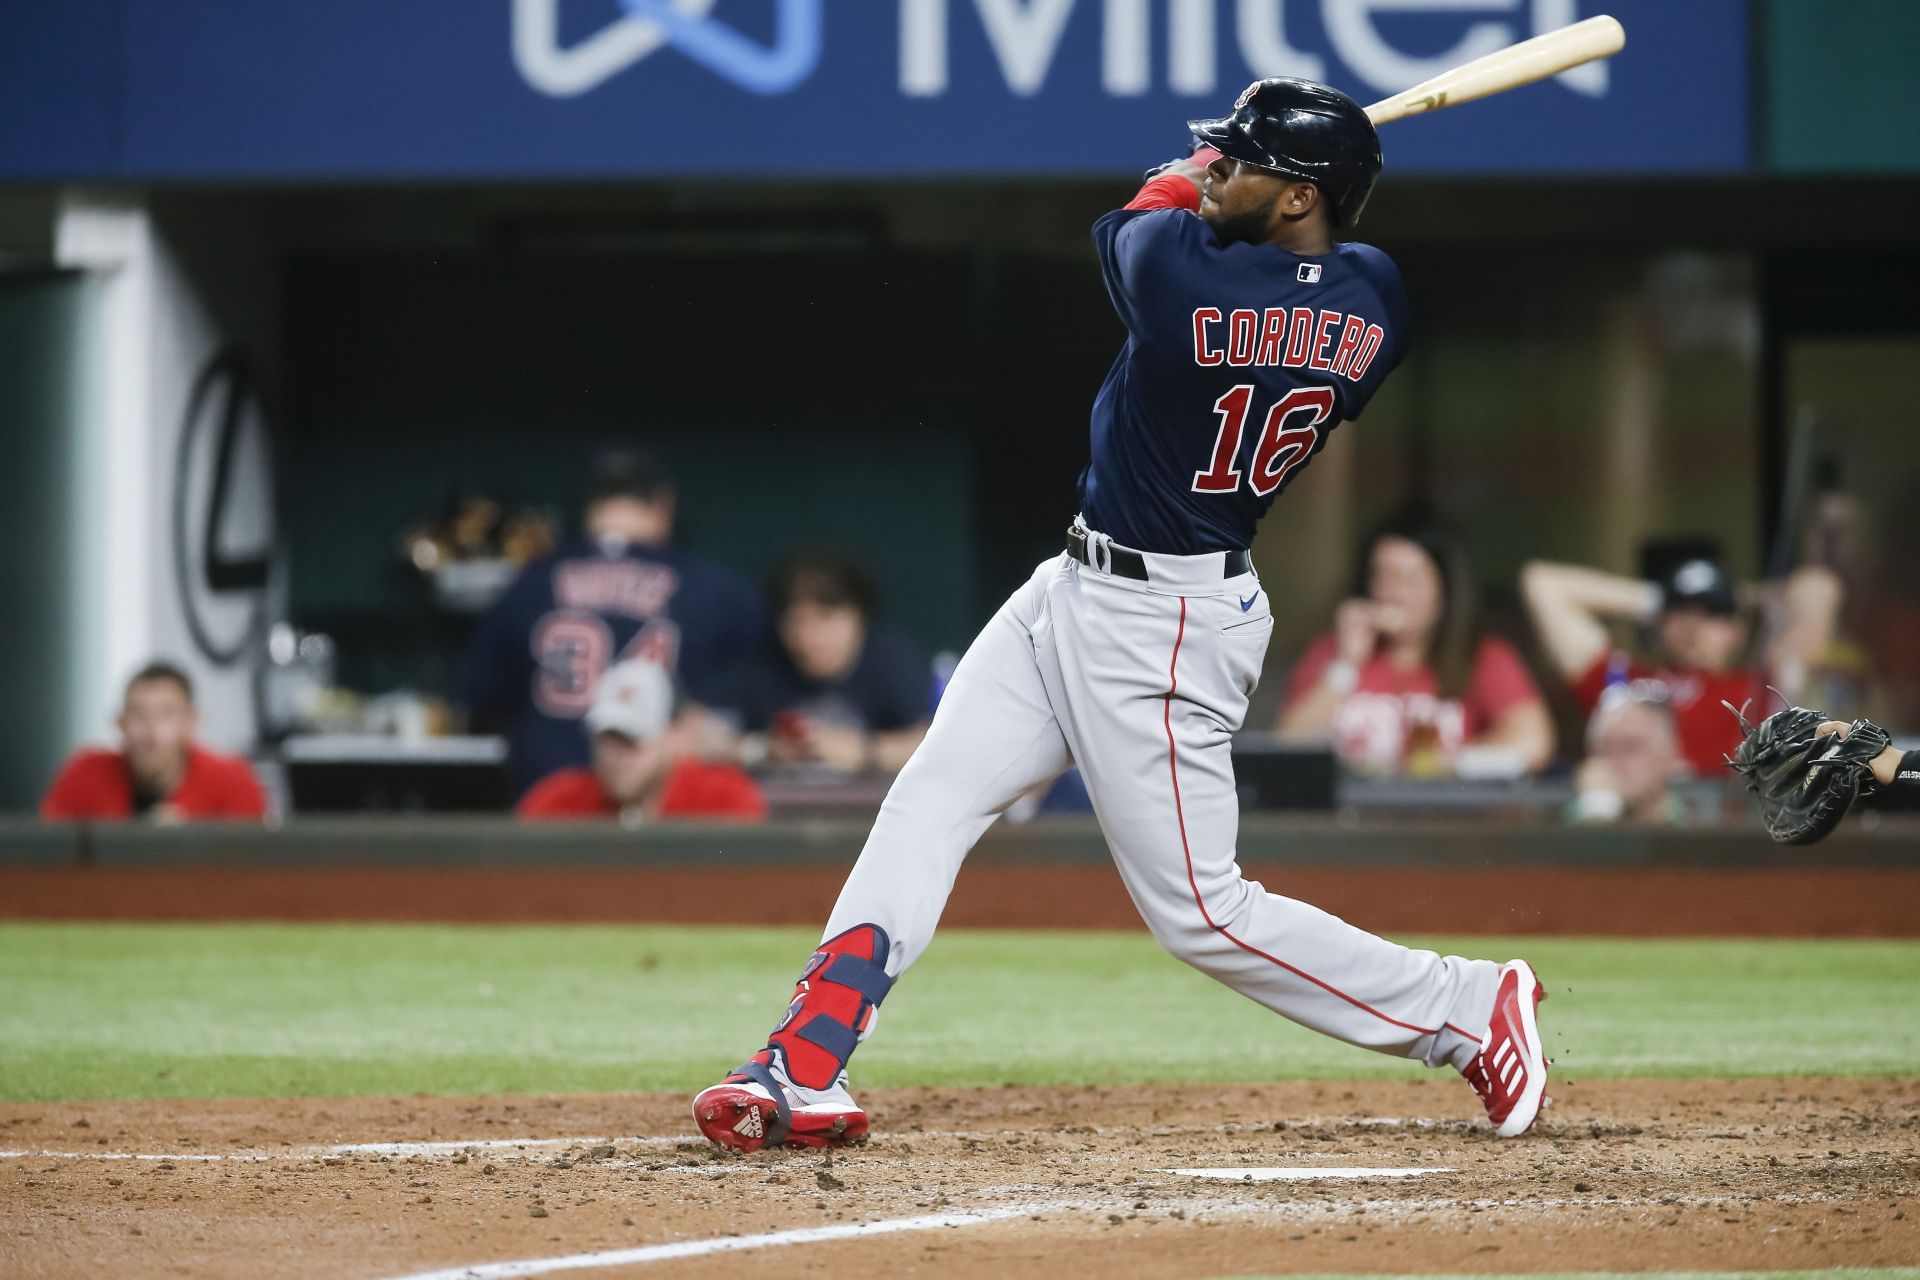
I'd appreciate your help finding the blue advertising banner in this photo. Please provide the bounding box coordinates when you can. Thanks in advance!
[0,1,1747,180]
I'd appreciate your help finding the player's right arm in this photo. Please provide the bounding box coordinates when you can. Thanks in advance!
[1123,146,1219,213]
[1520,561,1658,679]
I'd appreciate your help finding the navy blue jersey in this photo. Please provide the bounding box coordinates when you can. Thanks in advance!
[706,628,934,737]
[1080,205,1410,555]
[461,539,762,795]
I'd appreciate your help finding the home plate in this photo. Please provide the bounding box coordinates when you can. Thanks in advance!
[1164,1166,1452,1182]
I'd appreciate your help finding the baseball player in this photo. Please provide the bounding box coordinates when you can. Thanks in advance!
[693,79,1550,1152]
[462,453,762,796]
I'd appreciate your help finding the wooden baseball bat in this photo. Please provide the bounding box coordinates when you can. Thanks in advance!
[1363,15,1626,126]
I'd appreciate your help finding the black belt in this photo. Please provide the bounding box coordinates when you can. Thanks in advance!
[1066,525,1253,581]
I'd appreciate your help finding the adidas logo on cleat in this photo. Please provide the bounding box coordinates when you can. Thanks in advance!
[733,1109,764,1139]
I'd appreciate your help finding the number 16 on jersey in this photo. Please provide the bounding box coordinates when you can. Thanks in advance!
[1191,385,1337,498]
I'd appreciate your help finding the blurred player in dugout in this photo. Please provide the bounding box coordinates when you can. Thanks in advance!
[1278,508,1553,776]
[462,452,762,797]
[697,552,934,776]
[41,662,268,822]
[517,658,765,823]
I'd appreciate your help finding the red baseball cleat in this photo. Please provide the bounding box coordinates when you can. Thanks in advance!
[692,1055,868,1153]
[1462,959,1549,1138]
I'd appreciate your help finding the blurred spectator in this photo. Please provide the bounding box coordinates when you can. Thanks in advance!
[41,662,268,823]
[463,451,762,796]
[702,552,933,775]
[1759,475,1920,726]
[1277,510,1553,776]
[518,659,765,823]
[404,491,557,577]
[1568,689,1686,825]
[1862,475,1920,728]
[1522,555,1765,776]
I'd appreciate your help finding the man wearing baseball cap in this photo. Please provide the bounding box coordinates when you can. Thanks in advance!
[517,658,766,823]
[1522,555,1767,775]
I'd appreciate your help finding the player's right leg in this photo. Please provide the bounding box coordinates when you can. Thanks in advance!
[1040,557,1546,1136]
[693,558,1074,1151]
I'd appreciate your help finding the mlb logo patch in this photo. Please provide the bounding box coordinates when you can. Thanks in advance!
[1297,263,1323,284]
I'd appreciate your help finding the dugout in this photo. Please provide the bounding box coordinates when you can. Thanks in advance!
[2,2,1918,808]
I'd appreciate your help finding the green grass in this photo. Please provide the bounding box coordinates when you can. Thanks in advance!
[0,924,1916,1101]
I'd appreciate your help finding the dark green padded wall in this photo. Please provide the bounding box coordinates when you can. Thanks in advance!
[1768,0,1920,173]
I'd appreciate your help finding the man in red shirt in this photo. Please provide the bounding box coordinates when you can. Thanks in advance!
[518,658,766,823]
[42,662,268,822]
[1522,557,1766,776]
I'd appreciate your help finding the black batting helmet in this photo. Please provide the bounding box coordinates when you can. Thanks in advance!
[1188,78,1383,228]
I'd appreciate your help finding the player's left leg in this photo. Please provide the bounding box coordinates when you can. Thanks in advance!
[1044,560,1545,1135]
[693,557,1075,1151]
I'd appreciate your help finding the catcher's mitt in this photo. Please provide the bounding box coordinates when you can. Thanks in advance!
[1725,702,1892,845]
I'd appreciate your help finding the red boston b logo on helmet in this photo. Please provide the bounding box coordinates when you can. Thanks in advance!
[1235,80,1260,111]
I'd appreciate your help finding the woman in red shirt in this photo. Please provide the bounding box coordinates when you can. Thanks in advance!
[1278,513,1554,776]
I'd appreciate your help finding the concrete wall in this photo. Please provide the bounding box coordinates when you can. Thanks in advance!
[49,193,280,768]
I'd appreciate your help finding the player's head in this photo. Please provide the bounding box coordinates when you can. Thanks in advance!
[585,658,678,804]
[1653,558,1747,672]
[1586,688,1680,813]
[118,662,198,790]
[585,450,675,548]
[1355,507,1478,696]
[770,551,876,683]
[1188,78,1382,244]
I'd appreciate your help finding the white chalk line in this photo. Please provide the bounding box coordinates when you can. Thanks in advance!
[372,1184,1859,1280]
[0,1149,238,1162]
[1165,1165,1452,1182]
[332,1136,682,1156]
[376,1203,1041,1280]
[4,1138,1848,1219]
[0,1135,681,1163]
[0,1125,1017,1164]
[0,1114,1477,1166]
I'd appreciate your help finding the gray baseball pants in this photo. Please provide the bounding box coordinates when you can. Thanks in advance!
[824,529,1500,1074]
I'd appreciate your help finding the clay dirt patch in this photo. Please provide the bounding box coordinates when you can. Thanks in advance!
[3,1078,1916,1278]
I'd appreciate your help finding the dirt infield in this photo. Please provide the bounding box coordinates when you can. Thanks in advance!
[4,1078,1916,1278]
[6,863,1920,935]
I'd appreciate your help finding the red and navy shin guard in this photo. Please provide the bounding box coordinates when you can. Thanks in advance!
[710,924,892,1148]
[703,924,895,1148]
[735,923,893,1095]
